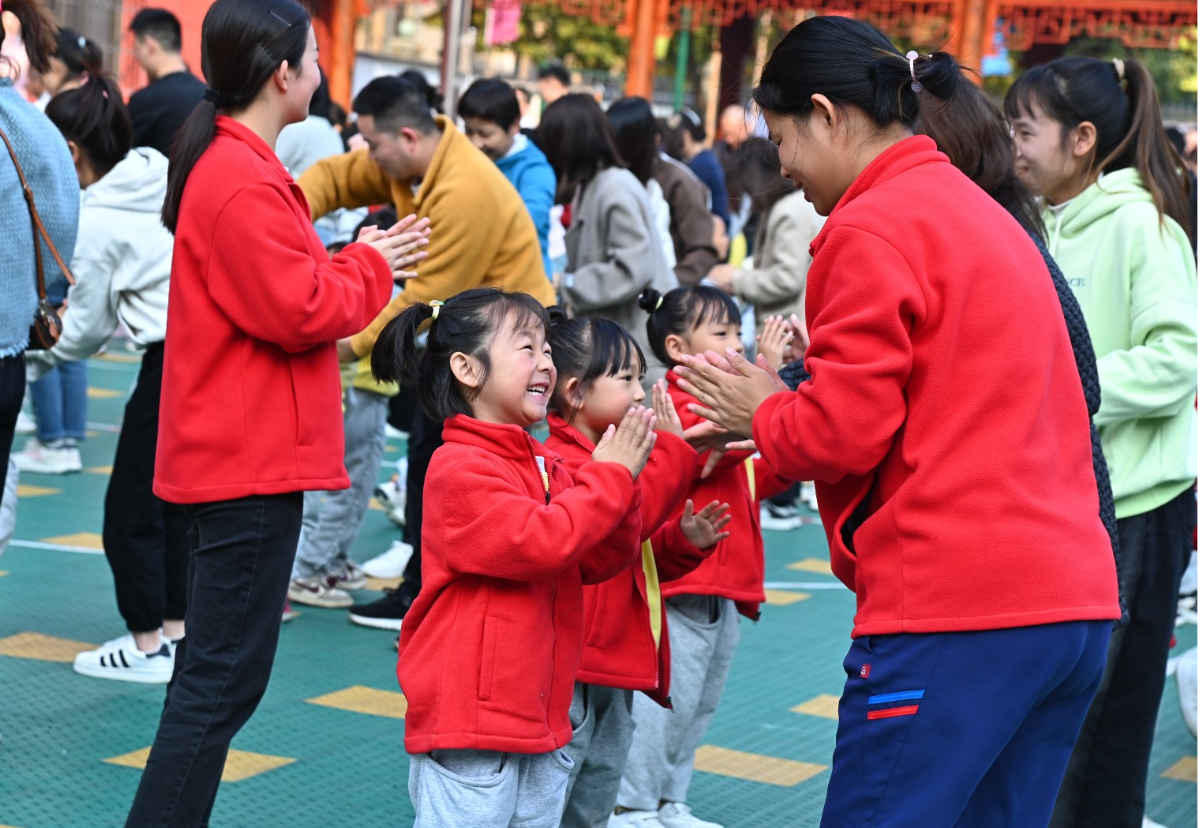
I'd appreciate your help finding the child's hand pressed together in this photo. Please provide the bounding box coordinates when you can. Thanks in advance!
[592,406,658,479]
[651,380,684,438]
[680,499,732,550]
[756,315,793,372]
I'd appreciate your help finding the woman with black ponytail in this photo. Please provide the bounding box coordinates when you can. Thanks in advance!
[124,1,425,824]
[671,17,1119,827]
[1006,56,1197,828]
[41,27,101,96]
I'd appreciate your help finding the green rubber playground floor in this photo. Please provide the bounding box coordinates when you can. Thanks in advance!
[0,348,1196,828]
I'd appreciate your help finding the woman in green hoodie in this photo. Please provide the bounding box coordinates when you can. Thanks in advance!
[1006,56,1196,828]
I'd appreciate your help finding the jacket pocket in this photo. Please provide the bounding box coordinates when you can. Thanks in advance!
[478,616,498,702]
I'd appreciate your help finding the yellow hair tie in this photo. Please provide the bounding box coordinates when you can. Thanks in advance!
[655,295,664,311]
[430,299,444,320]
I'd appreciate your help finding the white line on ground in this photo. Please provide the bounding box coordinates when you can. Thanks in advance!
[8,539,103,555]
[85,421,122,433]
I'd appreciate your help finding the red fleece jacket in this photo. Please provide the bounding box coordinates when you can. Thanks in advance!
[661,384,793,619]
[544,415,709,705]
[750,136,1119,638]
[398,416,642,754]
[154,117,393,504]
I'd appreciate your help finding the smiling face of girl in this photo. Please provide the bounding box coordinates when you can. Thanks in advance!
[571,353,646,445]
[463,312,557,428]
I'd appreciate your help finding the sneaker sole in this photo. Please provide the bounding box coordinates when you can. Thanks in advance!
[288,592,354,609]
[73,661,172,684]
[349,612,404,631]
[361,566,406,579]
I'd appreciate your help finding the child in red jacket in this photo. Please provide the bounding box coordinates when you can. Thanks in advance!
[370,288,658,828]
[610,287,793,828]
[542,316,731,828]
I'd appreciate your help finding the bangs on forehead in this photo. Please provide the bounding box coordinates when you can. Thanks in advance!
[1004,70,1060,123]
[494,295,551,340]
[688,290,741,329]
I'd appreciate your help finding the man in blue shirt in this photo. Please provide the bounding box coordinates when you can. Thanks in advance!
[458,78,556,278]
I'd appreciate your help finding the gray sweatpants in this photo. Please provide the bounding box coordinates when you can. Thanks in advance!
[616,594,740,810]
[408,748,574,828]
[292,387,388,579]
[561,682,636,828]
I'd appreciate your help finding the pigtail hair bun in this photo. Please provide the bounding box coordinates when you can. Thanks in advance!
[637,287,663,314]
[371,302,434,387]
[915,51,964,101]
[547,304,570,328]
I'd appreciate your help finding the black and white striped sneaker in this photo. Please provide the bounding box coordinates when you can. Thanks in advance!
[73,636,173,684]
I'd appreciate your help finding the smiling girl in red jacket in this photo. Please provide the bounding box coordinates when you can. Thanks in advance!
[673,17,1120,828]
[370,288,659,828]
[542,315,731,828]
[125,2,424,825]
[608,286,793,828]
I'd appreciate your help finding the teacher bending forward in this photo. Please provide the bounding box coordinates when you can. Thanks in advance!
[125,1,426,825]
[675,18,1120,828]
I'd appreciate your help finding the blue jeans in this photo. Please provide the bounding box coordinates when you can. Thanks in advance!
[123,493,303,828]
[29,359,87,442]
[821,621,1110,828]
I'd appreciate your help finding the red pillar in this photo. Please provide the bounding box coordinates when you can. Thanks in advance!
[328,0,355,109]
[624,0,657,98]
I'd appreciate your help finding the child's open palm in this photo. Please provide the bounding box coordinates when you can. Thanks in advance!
[593,406,657,479]
[756,315,792,372]
[651,380,684,438]
[680,499,732,550]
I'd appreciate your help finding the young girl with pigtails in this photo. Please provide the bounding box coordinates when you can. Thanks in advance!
[370,287,658,828]
[542,314,732,828]
[608,285,794,828]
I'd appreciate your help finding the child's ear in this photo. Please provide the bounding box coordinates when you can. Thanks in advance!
[664,334,689,364]
[561,376,587,411]
[449,352,484,390]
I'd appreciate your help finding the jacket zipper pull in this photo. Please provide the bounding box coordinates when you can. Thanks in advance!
[535,456,551,504]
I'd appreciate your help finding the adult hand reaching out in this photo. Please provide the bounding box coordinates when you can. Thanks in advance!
[673,349,786,443]
[358,214,431,282]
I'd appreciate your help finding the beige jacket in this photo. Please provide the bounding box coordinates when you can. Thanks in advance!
[733,189,824,326]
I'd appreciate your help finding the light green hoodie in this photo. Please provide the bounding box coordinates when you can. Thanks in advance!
[1045,167,1197,519]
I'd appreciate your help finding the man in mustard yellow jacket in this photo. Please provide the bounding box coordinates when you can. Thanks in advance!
[298,76,555,629]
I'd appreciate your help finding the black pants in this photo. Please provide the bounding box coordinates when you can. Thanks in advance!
[103,344,190,633]
[398,406,443,600]
[124,492,303,828]
[1050,485,1196,828]
[0,353,25,495]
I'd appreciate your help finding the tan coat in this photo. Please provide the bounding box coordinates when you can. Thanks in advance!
[732,189,824,326]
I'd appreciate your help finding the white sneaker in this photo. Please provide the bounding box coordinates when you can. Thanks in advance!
[658,803,723,828]
[801,481,819,511]
[608,811,666,828]
[360,540,414,579]
[384,423,409,441]
[761,502,803,532]
[289,575,354,608]
[1176,647,1197,738]
[12,438,82,474]
[14,410,36,435]
[74,639,173,684]
[374,475,407,527]
[1141,818,1169,828]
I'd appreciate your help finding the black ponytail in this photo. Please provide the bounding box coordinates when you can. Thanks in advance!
[161,0,310,233]
[45,71,131,178]
[753,16,962,130]
[1005,56,1193,245]
[372,288,552,422]
[639,286,741,367]
[52,28,103,85]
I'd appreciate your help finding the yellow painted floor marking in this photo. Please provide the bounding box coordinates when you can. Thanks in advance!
[307,685,408,720]
[0,632,95,663]
[105,747,295,782]
[87,387,123,399]
[17,484,60,497]
[693,745,826,786]
[1162,756,1197,782]
[791,694,841,720]
[42,532,104,550]
[788,558,833,575]
[764,589,810,606]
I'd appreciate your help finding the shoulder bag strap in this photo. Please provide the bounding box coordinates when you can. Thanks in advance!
[0,124,76,296]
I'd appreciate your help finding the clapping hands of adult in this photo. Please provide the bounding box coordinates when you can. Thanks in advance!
[357,214,431,282]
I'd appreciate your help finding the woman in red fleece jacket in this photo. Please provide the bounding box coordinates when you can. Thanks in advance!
[125,3,422,826]
[543,315,730,828]
[370,288,659,828]
[675,17,1119,828]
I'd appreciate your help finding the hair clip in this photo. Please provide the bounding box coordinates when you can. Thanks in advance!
[906,51,923,93]
[430,299,444,320]
[78,36,86,50]
[655,295,664,311]
[1112,58,1126,85]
